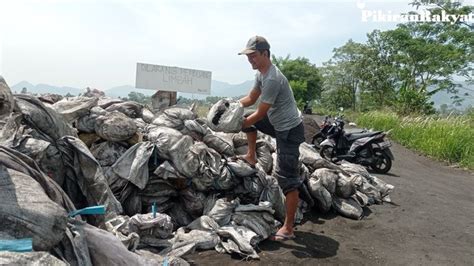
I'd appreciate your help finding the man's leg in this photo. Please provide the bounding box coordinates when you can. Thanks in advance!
[272,122,305,240]
[275,189,299,237]
[243,130,258,165]
[242,114,275,166]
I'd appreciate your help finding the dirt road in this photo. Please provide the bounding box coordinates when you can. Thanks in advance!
[187,116,474,265]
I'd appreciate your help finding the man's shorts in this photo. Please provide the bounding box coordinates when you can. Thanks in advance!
[243,115,305,194]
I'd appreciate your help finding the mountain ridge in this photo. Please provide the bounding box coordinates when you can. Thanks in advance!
[9,80,473,109]
[10,80,253,99]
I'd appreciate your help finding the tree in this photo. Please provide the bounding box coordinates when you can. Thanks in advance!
[321,40,370,111]
[288,80,307,107]
[205,96,224,105]
[360,31,399,109]
[321,0,473,114]
[272,55,323,105]
[379,1,473,113]
[21,87,27,94]
[322,36,404,111]
[127,92,151,104]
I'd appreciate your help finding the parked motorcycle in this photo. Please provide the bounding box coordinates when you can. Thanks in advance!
[311,116,333,149]
[319,117,394,174]
[303,102,312,114]
[311,115,366,150]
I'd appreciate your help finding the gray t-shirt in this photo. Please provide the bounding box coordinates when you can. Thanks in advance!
[254,64,302,131]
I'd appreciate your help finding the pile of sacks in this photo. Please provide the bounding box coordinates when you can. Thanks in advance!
[0,76,394,264]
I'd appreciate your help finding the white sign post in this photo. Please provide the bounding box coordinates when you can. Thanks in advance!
[135,62,211,94]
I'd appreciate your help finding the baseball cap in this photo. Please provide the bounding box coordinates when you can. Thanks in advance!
[238,35,271,55]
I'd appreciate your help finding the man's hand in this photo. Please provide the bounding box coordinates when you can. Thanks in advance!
[242,117,252,129]
[242,102,272,128]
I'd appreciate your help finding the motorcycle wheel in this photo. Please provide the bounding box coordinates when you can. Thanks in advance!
[320,146,335,160]
[311,135,325,150]
[371,149,392,174]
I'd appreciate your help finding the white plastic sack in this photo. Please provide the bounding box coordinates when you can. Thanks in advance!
[180,188,206,218]
[146,126,183,160]
[299,143,342,173]
[0,165,68,251]
[141,107,155,123]
[0,251,66,265]
[14,137,65,186]
[207,198,239,226]
[128,213,174,239]
[52,96,98,123]
[311,168,339,194]
[259,174,286,222]
[0,76,14,117]
[336,173,357,198]
[167,202,194,228]
[5,94,77,143]
[106,142,155,189]
[180,120,207,141]
[164,107,196,121]
[95,111,137,142]
[104,215,140,251]
[207,99,244,133]
[76,106,107,133]
[153,161,186,180]
[105,101,143,119]
[332,196,363,220]
[308,177,332,212]
[90,141,128,167]
[203,133,235,157]
[83,223,182,265]
[152,107,195,131]
[256,141,273,174]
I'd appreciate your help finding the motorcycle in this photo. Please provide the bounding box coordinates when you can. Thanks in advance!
[311,115,367,150]
[319,117,394,174]
[311,116,333,150]
[303,102,312,114]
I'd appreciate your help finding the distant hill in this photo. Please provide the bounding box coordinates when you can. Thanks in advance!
[430,82,474,110]
[178,80,253,100]
[104,85,155,98]
[11,79,471,109]
[11,81,83,95]
[10,79,253,100]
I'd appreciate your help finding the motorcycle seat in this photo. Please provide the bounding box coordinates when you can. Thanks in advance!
[346,131,382,141]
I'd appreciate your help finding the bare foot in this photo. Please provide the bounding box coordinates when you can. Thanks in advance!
[275,227,294,237]
[270,227,295,241]
[241,154,257,166]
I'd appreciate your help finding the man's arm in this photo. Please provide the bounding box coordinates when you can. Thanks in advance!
[239,88,261,107]
[242,102,271,128]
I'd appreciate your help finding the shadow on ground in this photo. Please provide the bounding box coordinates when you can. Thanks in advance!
[255,211,340,260]
[258,230,339,259]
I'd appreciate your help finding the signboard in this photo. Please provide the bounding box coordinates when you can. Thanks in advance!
[135,62,211,94]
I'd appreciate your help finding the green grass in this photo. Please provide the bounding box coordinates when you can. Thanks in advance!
[312,106,340,117]
[311,106,358,122]
[195,104,211,118]
[356,111,474,169]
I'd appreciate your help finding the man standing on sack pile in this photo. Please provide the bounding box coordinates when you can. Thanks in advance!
[237,35,305,241]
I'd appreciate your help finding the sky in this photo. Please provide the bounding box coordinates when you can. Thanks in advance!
[0,0,468,90]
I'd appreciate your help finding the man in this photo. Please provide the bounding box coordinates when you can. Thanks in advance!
[238,35,305,241]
